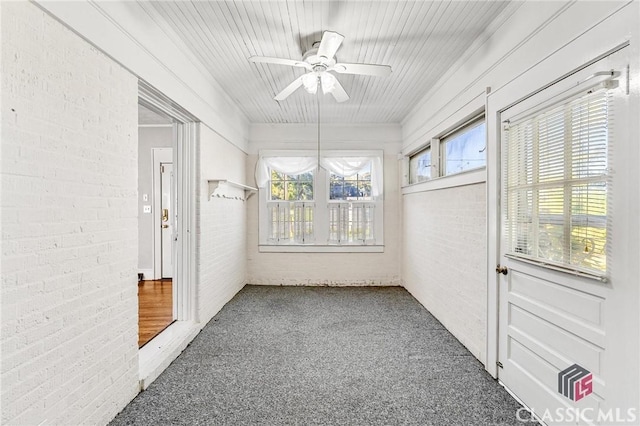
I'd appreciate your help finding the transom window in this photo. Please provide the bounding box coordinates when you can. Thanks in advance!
[406,113,486,185]
[408,146,431,184]
[441,118,486,176]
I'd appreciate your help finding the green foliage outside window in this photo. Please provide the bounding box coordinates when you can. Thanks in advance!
[270,170,314,201]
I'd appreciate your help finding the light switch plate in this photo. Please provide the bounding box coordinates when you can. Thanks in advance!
[143,205,151,213]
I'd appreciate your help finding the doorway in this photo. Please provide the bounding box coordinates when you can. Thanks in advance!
[137,80,198,355]
[138,105,175,347]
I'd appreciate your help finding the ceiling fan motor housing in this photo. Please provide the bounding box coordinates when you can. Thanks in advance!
[303,46,337,67]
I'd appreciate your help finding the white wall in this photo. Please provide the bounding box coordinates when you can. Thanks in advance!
[401,0,638,366]
[246,123,402,286]
[401,0,639,415]
[1,1,253,424]
[138,126,172,274]
[403,184,487,362]
[34,0,249,153]
[1,3,139,424]
[196,125,248,324]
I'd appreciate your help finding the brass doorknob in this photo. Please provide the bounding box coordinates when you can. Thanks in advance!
[496,265,508,275]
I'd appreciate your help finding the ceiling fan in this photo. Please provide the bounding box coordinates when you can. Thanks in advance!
[249,31,392,103]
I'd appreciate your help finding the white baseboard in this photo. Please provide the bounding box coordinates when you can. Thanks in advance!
[138,269,154,281]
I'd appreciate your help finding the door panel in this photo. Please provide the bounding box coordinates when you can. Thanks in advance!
[497,49,629,425]
[161,162,173,278]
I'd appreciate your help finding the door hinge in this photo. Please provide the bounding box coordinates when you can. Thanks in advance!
[496,361,504,369]
[161,165,165,173]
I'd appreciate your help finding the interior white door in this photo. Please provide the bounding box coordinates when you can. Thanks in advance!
[497,51,629,425]
[161,162,173,278]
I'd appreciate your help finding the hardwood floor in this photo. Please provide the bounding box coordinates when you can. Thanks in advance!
[138,279,173,348]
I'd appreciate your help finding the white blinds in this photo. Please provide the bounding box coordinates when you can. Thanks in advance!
[504,88,611,278]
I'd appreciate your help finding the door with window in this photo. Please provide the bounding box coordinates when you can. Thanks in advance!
[497,50,630,424]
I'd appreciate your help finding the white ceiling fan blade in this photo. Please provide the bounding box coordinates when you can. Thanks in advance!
[328,77,349,103]
[249,56,312,70]
[317,31,344,62]
[331,63,392,77]
[274,75,305,101]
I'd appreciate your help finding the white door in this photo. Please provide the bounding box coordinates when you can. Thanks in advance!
[161,162,173,278]
[497,50,631,425]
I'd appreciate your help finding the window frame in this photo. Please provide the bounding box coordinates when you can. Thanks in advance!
[402,106,487,193]
[257,150,384,253]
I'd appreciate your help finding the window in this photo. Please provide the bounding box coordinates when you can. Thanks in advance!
[504,88,611,277]
[441,117,486,176]
[409,146,431,183]
[256,151,383,250]
[328,161,375,244]
[267,170,314,243]
[405,113,486,186]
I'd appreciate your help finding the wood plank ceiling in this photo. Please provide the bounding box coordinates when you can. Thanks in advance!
[139,1,513,124]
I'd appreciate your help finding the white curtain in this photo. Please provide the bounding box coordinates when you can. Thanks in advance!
[256,155,383,197]
[321,156,383,197]
[255,156,317,188]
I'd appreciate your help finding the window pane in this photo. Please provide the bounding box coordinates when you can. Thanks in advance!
[443,121,486,175]
[409,147,431,183]
[270,171,314,201]
[329,162,372,201]
[504,89,610,277]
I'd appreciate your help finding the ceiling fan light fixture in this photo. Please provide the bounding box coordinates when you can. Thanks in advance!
[302,73,319,94]
[321,72,336,94]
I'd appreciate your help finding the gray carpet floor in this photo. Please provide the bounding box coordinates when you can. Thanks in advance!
[111,286,527,425]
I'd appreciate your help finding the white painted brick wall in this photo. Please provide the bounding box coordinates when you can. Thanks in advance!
[246,154,401,286]
[196,125,247,324]
[1,3,139,424]
[402,183,487,363]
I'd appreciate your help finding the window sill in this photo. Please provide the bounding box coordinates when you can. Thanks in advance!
[258,245,384,253]
[402,167,486,195]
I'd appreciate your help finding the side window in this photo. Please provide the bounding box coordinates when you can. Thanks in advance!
[441,118,486,176]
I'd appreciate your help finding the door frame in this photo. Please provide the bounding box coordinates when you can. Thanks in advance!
[139,80,198,323]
